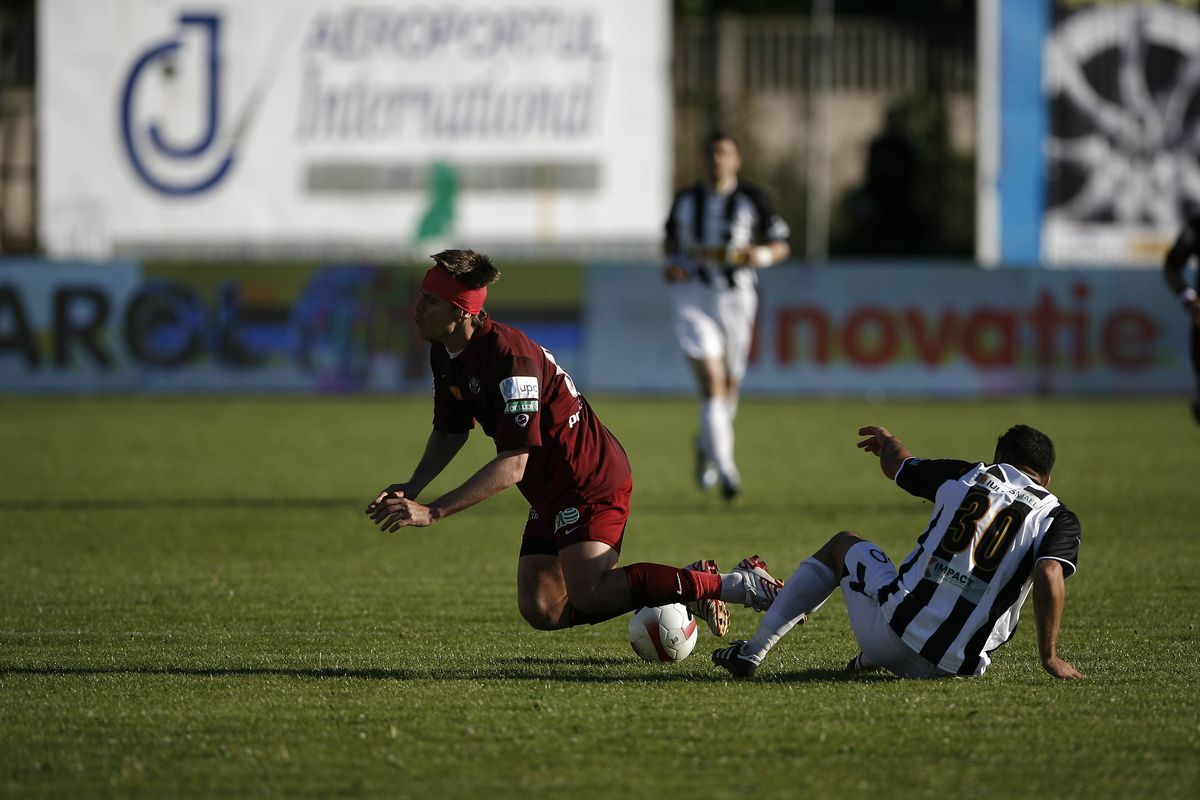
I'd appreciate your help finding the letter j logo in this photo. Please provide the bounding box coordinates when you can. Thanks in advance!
[120,12,242,196]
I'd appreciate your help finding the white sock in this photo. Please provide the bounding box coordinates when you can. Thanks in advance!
[718,572,746,603]
[725,392,740,421]
[741,558,837,663]
[700,398,738,483]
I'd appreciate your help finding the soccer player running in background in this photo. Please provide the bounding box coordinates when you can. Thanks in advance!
[366,250,785,638]
[712,424,1084,681]
[1162,213,1200,424]
[663,132,791,501]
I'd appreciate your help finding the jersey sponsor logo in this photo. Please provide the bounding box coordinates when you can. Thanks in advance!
[450,385,463,401]
[505,399,539,414]
[554,507,581,531]
[499,375,539,401]
[515,413,531,428]
[925,557,987,604]
[974,473,1046,508]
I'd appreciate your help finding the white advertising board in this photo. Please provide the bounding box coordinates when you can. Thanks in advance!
[585,264,1193,396]
[37,0,671,260]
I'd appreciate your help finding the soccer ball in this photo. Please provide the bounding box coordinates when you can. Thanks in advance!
[628,604,698,663]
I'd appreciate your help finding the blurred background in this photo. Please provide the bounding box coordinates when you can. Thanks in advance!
[1,0,1196,398]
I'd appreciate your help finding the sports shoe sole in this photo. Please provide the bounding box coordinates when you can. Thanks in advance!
[685,559,729,637]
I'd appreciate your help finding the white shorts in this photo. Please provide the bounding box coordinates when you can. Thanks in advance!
[841,541,948,679]
[668,276,757,382]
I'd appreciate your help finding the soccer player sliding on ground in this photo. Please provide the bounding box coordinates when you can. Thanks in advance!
[365,250,783,638]
[712,424,1084,680]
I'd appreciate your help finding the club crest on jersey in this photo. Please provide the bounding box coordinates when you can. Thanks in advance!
[499,376,539,401]
[528,509,540,520]
[467,376,481,395]
[505,399,539,414]
[554,507,581,531]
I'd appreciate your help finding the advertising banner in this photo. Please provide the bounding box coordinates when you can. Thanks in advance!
[1042,0,1200,265]
[980,0,1200,267]
[585,264,1193,396]
[37,0,671,260]
[0,262,419,392]
[2,262,1190,396]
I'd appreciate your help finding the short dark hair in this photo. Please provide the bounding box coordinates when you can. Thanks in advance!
[431,250,500,290]
[706,130,738,151]
[995,424,1056,477]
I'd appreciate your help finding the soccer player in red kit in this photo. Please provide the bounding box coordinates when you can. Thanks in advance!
[366,250,785,636]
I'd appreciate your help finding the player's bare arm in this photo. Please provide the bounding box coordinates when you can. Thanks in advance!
[856,425,913,480]
[365,430,469,514]
[371,448,529,531]
[1032,559,1084,680]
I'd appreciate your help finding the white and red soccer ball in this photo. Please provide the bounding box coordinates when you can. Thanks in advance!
[628,604,698,663]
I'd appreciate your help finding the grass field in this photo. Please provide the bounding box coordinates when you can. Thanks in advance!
[1,395,1197,799]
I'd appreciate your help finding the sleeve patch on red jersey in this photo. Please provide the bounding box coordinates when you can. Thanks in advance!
[500,376,539,400]
[505,399,538,414]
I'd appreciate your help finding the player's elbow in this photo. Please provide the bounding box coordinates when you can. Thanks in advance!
[497,449,529,485]
[1034,558,1065,584]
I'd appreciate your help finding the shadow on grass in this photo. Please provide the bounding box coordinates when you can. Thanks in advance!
[0,660,894,684]
[0,497,359,513]
[632,497,919,515]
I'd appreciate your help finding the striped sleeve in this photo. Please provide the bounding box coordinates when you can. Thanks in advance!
[1037,507,1081,578]
[894,458,977,502]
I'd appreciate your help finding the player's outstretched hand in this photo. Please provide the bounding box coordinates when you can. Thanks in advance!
[1042,655,1085,680]
[856,426,893,456]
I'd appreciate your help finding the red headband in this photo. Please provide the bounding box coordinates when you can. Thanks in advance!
[421,266,487,315]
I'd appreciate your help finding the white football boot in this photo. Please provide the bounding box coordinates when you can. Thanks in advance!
[732,555,784,611]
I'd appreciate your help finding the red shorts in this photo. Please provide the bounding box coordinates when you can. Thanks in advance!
[518,476,633,557]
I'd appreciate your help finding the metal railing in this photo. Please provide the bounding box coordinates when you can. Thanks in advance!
[674,16,975,96]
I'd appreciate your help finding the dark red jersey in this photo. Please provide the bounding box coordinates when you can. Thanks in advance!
[430,319,631,514]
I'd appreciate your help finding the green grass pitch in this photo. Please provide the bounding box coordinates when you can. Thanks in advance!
[1,395,1197,798]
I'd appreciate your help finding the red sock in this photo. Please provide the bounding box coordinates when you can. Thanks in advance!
[624,563,721,607]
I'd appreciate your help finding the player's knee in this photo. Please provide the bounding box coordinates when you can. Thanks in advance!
[816,530,862,569]
[832,530,862,546]
[563,585,606,617]
[518,596,567,631]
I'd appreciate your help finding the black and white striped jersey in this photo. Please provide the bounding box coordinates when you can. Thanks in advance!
[664,181,790,287]
[878,457,1081,676]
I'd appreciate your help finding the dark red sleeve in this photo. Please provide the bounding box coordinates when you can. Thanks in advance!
[490,354,544,452]
[430,351,473,434]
